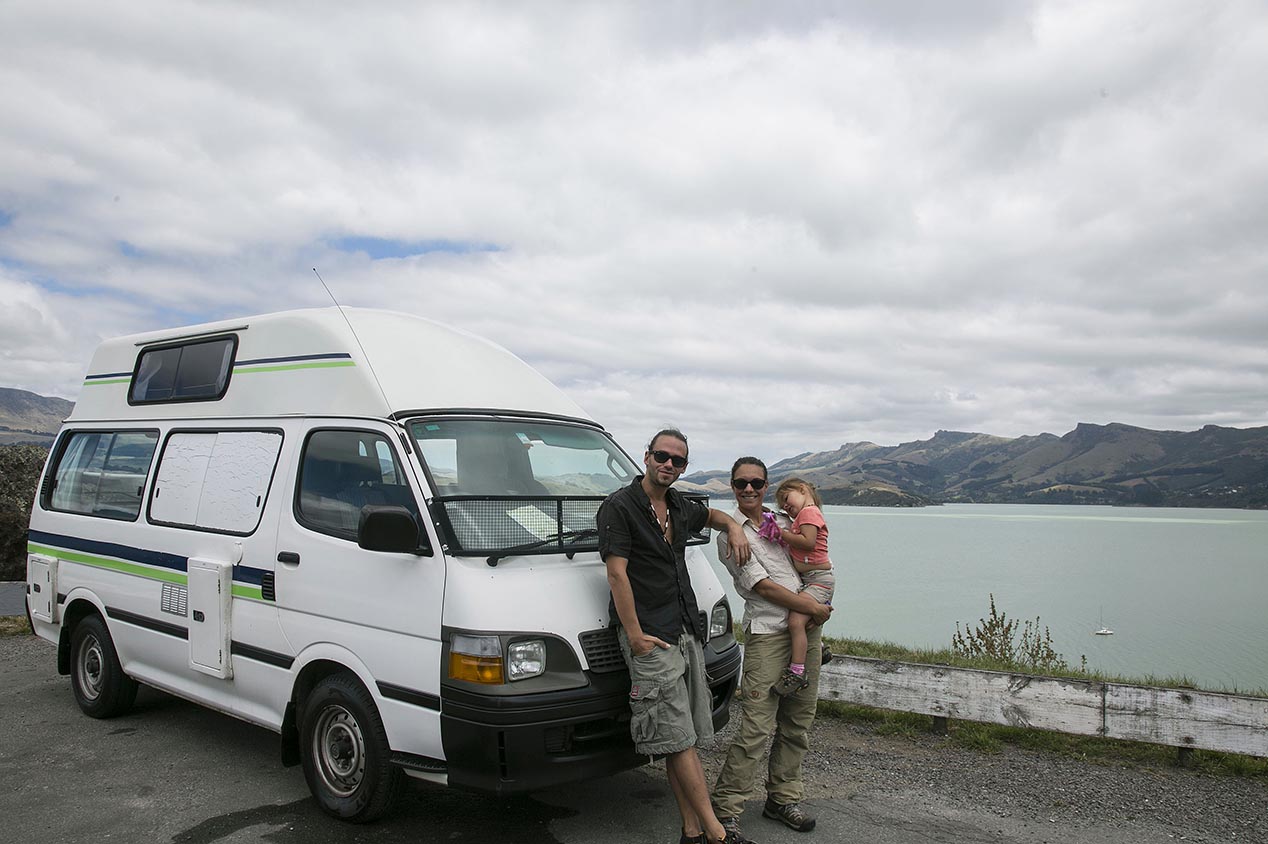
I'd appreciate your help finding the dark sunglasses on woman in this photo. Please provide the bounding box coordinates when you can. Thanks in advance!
[731,478,767,490]
[650,449,688,469]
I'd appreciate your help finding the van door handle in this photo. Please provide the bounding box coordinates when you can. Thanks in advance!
[277,552,300,565]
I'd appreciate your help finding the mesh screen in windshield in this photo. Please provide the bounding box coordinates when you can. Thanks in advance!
[440,497,602,553]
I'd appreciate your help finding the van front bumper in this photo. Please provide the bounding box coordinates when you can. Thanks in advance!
[440,638,741,795]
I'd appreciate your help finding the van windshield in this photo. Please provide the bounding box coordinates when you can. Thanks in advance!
[410,419,637,497]
[408,418,648,557]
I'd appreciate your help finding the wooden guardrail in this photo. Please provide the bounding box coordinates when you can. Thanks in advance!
[817,655,1268,758]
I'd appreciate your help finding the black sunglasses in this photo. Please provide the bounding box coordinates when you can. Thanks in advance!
[731,477,768,490]
[650,449,688,469]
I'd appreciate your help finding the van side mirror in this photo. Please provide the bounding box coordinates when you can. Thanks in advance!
[358,506,426,554]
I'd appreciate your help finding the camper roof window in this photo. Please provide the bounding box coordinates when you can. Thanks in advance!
[130,336,236,404]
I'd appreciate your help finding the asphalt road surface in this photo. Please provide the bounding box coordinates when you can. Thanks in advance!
[0,581,24,616]
[1,625,1216,844]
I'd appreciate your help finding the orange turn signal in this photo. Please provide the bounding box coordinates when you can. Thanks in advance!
[448,653,505,684]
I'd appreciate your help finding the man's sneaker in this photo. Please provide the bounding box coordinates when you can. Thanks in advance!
[763,798,816,832]
[820,642,834,665]
[771,666,810,697]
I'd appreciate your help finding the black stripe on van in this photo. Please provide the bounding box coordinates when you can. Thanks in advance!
[230,642,295,669]
[378,682,442,712]
[107,606,188,639]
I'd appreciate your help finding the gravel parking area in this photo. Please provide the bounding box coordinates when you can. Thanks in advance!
[696,699,1268,843]
[4,612,1264,843]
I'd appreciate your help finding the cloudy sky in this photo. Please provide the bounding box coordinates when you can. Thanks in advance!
[2,1,1266,471]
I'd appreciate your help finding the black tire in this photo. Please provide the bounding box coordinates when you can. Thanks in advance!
[299,673,404,823]
[70,614,138,718]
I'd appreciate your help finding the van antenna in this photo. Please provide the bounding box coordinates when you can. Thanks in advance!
[312,267,394,418]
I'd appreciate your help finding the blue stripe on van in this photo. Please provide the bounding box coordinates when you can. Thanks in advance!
[28,530,271,589]
[83,371,134,381]
[29,530,187,572]
[235,353,353,366]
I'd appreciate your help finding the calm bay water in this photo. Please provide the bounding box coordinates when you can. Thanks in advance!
[703,504,1268,693]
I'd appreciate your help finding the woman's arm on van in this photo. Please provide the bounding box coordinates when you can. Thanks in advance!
[604,554,669,656]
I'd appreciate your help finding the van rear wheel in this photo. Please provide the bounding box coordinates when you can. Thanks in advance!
[299,673,403,822]
[70,614,138,718]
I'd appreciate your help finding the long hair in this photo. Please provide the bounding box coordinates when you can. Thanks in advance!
[647,428,688,454]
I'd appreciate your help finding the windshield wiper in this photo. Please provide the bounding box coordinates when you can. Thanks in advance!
[486,528,599,567]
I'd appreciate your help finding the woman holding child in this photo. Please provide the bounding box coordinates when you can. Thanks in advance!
[710,458,834,840]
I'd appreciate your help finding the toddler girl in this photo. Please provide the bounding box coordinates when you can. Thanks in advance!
[771,477,835,696]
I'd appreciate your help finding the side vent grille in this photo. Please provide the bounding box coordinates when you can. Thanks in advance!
[261,572,276,602]
[161,583,188,617]
[579,627,625,673]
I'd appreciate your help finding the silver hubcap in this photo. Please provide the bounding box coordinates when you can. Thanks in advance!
[78,634,104,701]
[313,704,365,797]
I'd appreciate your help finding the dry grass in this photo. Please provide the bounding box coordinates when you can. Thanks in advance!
[0,615,32,636]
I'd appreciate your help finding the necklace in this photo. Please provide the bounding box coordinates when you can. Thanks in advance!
[649,502,671,543]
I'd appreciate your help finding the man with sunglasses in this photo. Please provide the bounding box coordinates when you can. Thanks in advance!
[711,457,833,839]
[597,429,753,844]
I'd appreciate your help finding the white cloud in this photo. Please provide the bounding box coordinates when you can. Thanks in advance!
[1,0,1266,471]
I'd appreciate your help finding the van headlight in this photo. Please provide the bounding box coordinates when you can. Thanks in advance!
[709,599,731,640]
[508,639,546,681]
[449,633,505,684]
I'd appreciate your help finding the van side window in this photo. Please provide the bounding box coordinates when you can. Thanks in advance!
[150,431,283,534]
[46,431,159,520]
[297,429,419,541]
[130,336,236,404]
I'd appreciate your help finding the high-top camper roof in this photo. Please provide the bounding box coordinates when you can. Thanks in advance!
[70,307,594,424]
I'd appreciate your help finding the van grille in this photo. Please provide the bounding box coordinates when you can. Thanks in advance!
[579,627,626,673]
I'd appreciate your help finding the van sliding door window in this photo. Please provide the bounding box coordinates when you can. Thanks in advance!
[46,430,159,520]
[149,431,283,535]
[297,429,421,541]
[130,336,236,404]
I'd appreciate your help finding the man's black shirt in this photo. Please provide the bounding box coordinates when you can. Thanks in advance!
[597,476,710,642]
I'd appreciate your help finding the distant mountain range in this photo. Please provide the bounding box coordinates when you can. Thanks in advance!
[3,387,1265,508]
[0,388,73,446]
[680,423,1268,509]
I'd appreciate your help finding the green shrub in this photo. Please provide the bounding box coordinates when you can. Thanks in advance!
[0,445,48,581]
[951,593,1073,673]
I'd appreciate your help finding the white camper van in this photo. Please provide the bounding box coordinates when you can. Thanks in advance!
[26,307,740,821]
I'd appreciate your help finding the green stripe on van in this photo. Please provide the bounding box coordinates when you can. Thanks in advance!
[27,542,188,585]
[233,361,357,374]
[28,541,264,599]
[81,378,131,386]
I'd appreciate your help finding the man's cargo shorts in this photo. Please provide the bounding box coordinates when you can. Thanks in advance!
[616,627,714,757]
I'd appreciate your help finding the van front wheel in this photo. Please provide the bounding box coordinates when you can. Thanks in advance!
[70,614,138,718]
[299,674,403,822]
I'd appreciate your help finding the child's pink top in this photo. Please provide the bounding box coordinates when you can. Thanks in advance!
[790,505,830,567]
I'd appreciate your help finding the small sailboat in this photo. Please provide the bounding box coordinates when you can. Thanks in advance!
[1094,607,1114,636]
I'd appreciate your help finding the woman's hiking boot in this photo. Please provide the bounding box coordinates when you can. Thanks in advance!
[771,666,810,696]
[763,799,816,832]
